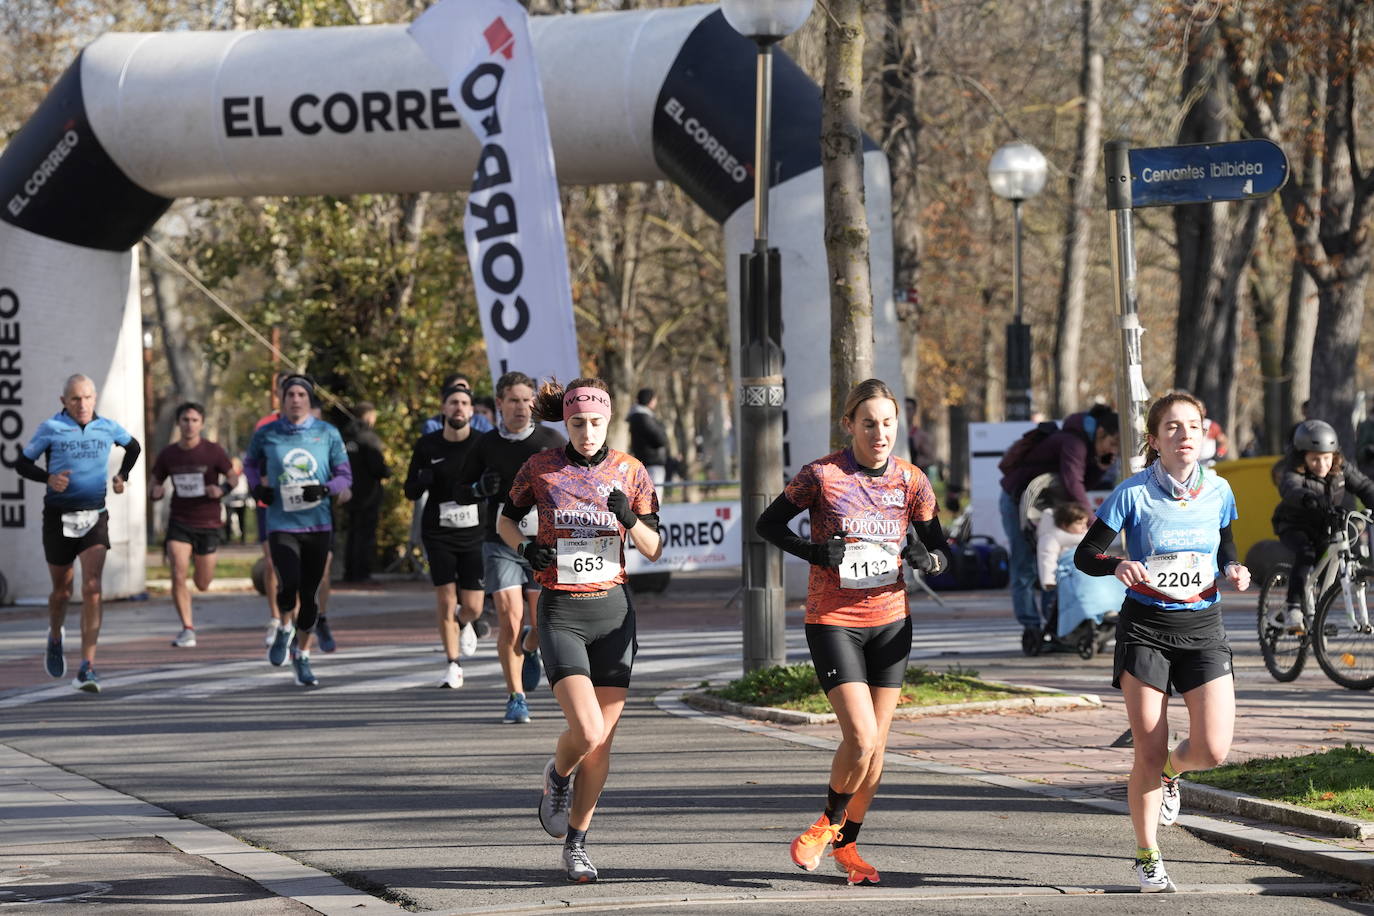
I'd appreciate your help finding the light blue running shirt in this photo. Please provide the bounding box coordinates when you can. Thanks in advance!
[23,411,133,511]
[1095,465,1238,611]
[245,416,351,534]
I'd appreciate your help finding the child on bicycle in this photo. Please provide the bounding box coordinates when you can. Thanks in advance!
[1271,420,1374,627]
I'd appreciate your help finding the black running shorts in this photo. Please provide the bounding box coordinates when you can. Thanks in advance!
[165,519,222,556]
[537,585,636,689]
[805,616,913,694]
[1112,596,1233,695]
[42,508,110,567]
[423,534,484,591]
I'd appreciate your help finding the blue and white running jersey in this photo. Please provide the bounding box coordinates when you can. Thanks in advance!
[1096,466,1238,611]
[22,411,132,511]
[245,416,351,534]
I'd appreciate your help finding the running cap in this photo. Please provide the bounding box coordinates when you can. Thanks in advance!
[1293,419,1338,454]
[563,386,612,419]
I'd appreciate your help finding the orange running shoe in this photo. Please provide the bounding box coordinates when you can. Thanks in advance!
[790,814,844,871]
[832,844,880,885]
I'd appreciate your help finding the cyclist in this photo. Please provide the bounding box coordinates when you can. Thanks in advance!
[502,377,661,883]
[17,373,141,693]
[457,370,565,724]
[150,401,236,648]
[1272,420,1374,628]
[244,374,352,687]
[404,383,487,688]
[755,379,949,886]
[1073,392,1250,893]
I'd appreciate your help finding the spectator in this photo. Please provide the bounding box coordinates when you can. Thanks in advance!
[343,402,391,583]
[905,397,934,473]
[473,395,497,428]
[999,404,1119,652]
[628,387,669,486]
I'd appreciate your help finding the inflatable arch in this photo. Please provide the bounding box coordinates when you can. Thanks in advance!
[0,5,898,603]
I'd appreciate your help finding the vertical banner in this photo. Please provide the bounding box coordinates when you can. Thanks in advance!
[409,0,581,388]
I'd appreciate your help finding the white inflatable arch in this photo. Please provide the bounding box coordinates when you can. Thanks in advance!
[0,4,897,602]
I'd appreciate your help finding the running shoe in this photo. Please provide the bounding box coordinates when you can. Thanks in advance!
[442,662,464,689]
[1134,855,1176,893]
[520,625,541,692]
[539,757,572,838]
[1159,774,1181,826]
[473,617,491,639]
[72,663,100,694]
[561,843,598,883]
[171,627,197,648]
[265,620,279,647]
[291,647,319,687]
[503,693,531,724]
[268,624,294,667]
[832,844,880,885]
[459,621,478,657]
[316,616,336,653]
[790,814,844,871]
[45,627,65,679]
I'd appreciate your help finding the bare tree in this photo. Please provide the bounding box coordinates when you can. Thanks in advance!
[822,0,874,443]
[881,0,922,403]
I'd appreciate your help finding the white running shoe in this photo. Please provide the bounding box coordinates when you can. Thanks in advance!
[459,621,478,657]
[1135,856,1176,893]
[1159,774,1181,826]
[264,621,279,647]
[562,843,598,883]
[442,662,464,689]
[172,627,197,648]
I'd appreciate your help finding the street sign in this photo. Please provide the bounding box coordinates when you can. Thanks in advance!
[1127,138,1288,208]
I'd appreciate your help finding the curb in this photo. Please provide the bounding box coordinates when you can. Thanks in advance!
[1182,780,1374,841]
[679,688,1102,726]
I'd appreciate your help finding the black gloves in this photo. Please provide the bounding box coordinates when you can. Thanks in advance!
[808,535,846,568]
[519,539,556,571]
[253,484,274,505]
[472,468,503,499]
[903,537,946,576]
[300,483,328,503]
[607,488,638,529]
[415,468,434,489]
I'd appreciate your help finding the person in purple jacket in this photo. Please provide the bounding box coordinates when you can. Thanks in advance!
[999,404,1119,652]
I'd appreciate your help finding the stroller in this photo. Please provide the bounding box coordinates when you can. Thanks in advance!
[1019,473,1121,658]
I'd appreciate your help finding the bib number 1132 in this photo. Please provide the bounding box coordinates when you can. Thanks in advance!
[840,541,899,590]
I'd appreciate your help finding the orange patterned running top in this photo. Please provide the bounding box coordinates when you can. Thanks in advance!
[507,446,659,592]
[783,449,938,627]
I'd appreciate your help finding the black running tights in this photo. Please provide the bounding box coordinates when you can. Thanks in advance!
[269,530,331,632]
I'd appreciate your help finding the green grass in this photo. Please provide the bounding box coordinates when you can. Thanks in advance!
[706,663,1050,715]
[1188,744,1374,820]
[146,554,259,580]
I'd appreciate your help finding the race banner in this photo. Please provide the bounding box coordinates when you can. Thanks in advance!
[409,0,580,388]
[625,501,740,573]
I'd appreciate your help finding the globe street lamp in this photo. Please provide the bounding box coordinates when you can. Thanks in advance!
[988,141,1048,422]
[722,0,814,672]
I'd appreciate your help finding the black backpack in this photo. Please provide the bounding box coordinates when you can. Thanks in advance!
[998,420,1060,476]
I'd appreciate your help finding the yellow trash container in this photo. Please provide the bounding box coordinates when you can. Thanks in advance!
[1213,456,1284,560]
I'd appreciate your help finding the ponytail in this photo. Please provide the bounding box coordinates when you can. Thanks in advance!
[532,376,610,422]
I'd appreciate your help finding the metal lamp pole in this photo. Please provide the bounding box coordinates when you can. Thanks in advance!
[989,142,1047,423]
[723,0,813,672]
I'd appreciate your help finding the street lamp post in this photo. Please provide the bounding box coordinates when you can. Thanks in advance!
[988,142,1047,422]
[722,0,814,672]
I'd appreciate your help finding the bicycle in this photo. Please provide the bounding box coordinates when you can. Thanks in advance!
[1257,506,1374,688]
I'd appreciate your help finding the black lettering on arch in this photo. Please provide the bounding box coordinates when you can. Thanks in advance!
[322,93,358,133]
[290,94,321,135]
[361,91,393,132]
[396,90,427,130]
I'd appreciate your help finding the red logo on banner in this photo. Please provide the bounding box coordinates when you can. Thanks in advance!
[716,507,731,520]
[484,18,514,59]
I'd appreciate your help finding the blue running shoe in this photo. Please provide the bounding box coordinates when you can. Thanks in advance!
[520,625,541,693]
[503,693,530,724]
[291,648,319,687]
[45,628,65,679]
[268,624,294,667]
[72,662,100,693]
[315,616,336,653]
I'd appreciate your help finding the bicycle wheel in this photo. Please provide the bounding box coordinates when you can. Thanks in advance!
[1257,565,1306,682]
[1312,567,1374,690]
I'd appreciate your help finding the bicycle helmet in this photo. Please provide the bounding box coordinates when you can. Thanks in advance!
[1293,419,1339,453]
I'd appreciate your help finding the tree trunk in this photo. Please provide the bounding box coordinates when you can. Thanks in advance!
[1282,260,1317,423]
[822,0,874,446]
[1052,0,1102,417]
[881,0,922,407]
